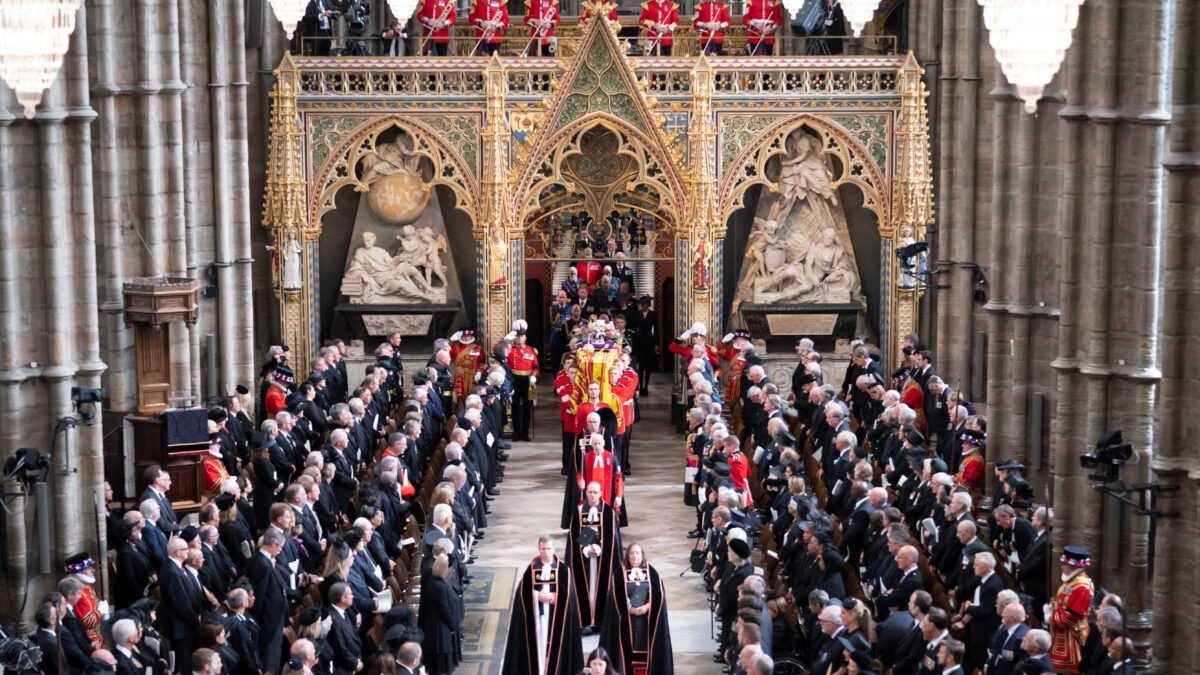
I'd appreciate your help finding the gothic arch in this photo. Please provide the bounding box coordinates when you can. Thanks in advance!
[309,117,480,228]
[717,115,889,233]
[510,113,690,235]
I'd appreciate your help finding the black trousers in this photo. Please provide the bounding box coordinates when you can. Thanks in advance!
[512,375,532,440]
[562,428,575,474]
[745,41,774,56]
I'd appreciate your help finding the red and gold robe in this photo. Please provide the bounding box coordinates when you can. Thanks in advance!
[203,455,230,495]
[639,0,679,46]
[453,343,486,401]
[954,450,985,504]
[74,585,103,648]
[1049,572,1093,671]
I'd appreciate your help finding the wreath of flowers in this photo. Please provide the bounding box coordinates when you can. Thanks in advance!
[568,318,627,351]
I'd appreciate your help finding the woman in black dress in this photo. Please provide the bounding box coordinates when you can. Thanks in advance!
[419,553,462,675]
[600,543,673,675]
[632,297,658,395]
[249,432,282,528]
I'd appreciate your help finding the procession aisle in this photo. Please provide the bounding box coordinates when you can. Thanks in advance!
[459,379,726,674]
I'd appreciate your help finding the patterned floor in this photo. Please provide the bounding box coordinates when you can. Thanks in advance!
[458,381,726,674]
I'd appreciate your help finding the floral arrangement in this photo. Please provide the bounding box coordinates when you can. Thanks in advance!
[568,318,627,351]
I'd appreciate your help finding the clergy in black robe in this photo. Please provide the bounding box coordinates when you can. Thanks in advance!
[501,539,584,675]
[567,483,623,631]
[599,543,674,675]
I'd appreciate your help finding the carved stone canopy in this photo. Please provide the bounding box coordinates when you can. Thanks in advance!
[122,277,200,327]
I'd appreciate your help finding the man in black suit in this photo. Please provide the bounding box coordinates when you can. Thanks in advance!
[877,546,925,615]
[247,530,293,675]
[950,520,989,589]
[158,538,204,669]
[396,642,422,675]
[890,591,932,675]
[139,465,178,534]
[113,520,154,609]
[918,608,951,675]
[985,602,1029,675]
[936,638,966,675]
[285,485,324,572]
[327,583,364,675]
[809,605,849,675]
[1013,629,1053,675]
[223,588,263,675]
[953,551,1003,673]
[36,601,70,675]
[1016,506,1050,620]
[111,619,144,675]
[839,482,875,568]
[323,429,360,513]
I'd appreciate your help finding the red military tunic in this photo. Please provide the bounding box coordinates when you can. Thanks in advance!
[265,387,286,417]
[524,0,561,45]
[452,343,486,400]
[578,448,625,505]
[611,370,638,434]
[668,339,723,379]
[574,400,614,434]
[74,585,103,648]
[1049,572,1093,671]
[575,260,602,286]
[556,370,578,432]
[508,345,541,377]
[717,343,749,402]
[418,0,457,43]
[580,0,618,24]
[694,1,730,44]
[639,0,679,46]
[954,450,985,502]
[743,0,781,46]
[470,0,509,43]
[203,454,230,495]
[728,448,753,506]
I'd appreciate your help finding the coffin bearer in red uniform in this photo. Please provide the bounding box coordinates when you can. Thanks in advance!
[610,360,639,475]
[556,357,580,475]
[507,320,540,442]
[694,0,729,55]
[418,0,457,56]
[639,0,679,55]
[743,0,781,55]
[580,0,619,25]
[65,553,105,648]
[470,0,509,55]
[523,0,561,55]
[1047,546,1094,673]
[450,329,487,404]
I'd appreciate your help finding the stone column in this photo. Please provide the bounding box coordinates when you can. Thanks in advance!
[1151,0,1200,668]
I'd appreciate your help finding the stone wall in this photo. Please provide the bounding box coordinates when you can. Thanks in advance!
[912,0,1198,669]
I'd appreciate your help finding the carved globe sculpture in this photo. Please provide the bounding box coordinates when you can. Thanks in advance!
[366,172,430,225]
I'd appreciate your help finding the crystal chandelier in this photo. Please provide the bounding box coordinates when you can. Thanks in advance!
[840,0,881,37]
[978,0,1085,113]
[268,0,310,39]
[0,0,83,118]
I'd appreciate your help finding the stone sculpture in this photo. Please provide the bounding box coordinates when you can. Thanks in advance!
[341,229,448,303]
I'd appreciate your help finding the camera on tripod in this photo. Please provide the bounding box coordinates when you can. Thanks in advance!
[1079,430,1133,482]
[336,0,371,55]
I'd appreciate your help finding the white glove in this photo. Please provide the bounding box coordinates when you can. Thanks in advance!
[530,375,537,386]
[722,333,734,343]
[561,394,571,402]
[450,331,463,342]
[504,331,517,341]
[679,330,693,340]
[1043,603,1053,620]
[614,497,623,507]
[474,371,482,382]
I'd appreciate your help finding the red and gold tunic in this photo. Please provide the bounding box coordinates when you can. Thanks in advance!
[574,400,614,435]
[556,371,578,431]
[524,0,561,44]
[508,345,541,377]
[265,387,286,417]
[203,455,230,495]
[717,344,749,402]
[469,0,509,43]
[578,448,624,505]
[1049,571,1093,671]
[743,0,781,45]
[955,450,985,503]
[614,370,639,433]
[452,343,486,400]
[639,0,679,46]
[693,1,730,44]
[728,449,753,506]
[418,0,457,42]
[74,585,103,648]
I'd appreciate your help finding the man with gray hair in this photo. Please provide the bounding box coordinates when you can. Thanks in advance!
[953,550,1002,672]
[1014,629,1053,674]
[111,618,140,675]
[323,428,359,512]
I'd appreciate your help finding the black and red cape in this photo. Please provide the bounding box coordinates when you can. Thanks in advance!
[501,555,584,675]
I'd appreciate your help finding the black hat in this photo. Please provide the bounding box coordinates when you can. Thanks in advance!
[235,385,249,396]
[251,431,276,452]
[961,427,986,447]
[905,429,925,447]
[638,295,652,307]
[65,552,95,573]
[308,371,326,384]
[929,458,948,474]
[711,462,732,479]
[733,329,752,341]
[1005,461,1026,472]
[280,345,291,353]
[1061,546,1091,567]
[343,526,364,550]
[208,407,228,423]
[838,637,875,669]
[797,373,817,386]
[1012,499,1032,510]
[114,519,135,542]
[215,493,235,511]
[852,445,868,460]
[181,525,199,543]
[298,606,322,627]
[774,429,797,448]
[729,538,751,559]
